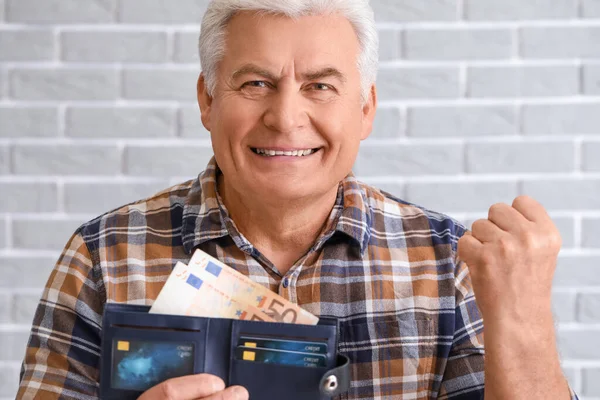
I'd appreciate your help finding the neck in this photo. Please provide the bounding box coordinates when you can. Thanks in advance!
[218,174,339,275]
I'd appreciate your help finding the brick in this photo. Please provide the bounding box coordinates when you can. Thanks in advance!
[552,217,575,249]
[174,31,200,64]
[405,28,512,60]
[62,31,167,63]
[66,107,176,138]
[12,145,121,176]
[118,0,209,23]
[583,0,600,17]
[12,219,84,251]
[522,179,600,211]
[179,106,209,138]
[6,0,116,23]
[408,105,517,137]
[0,257,56,289]
[371,0,459,22]
[0,29,54,61]
[0,107,58,138]
[521,26,600,59]
[354,144,463,177]
[466,0,577,20]
[0,293,9,323]
[371,107,403,138]
[466,142,575,174]
[583,64,600,95]
[123,69,199,101]
[0,365,20,397]
[582,217,600,248]
[0,145,8,174]
[376,67,459,100]
[563,368,580,394]
[577,293,600,323]
[10,68,119,101]
[125,145,214,177]
[64,182,168,214]
[583,368,600,396]
[12,293,41,324]
[522,103,600,136]
[0,330,30,361]
[558,328,600,359]
[583,142,600,172]
[406,181,519,214]
[554,256,600,287]
[552,292,577,323]
[0,217,5,248]
[467,66,579,98]
[0,183,58,213]
[378,30,402,62]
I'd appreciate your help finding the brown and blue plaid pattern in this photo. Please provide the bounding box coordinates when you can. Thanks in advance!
[16,157,576,399]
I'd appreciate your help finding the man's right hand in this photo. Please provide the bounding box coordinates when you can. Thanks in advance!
[138,374,249,400]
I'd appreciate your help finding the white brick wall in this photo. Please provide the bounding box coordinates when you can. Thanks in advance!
[0,0,599,398]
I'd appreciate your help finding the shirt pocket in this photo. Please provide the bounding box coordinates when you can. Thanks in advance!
[337,317,435,400]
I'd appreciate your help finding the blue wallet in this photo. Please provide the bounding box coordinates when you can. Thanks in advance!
[99,303,350,399]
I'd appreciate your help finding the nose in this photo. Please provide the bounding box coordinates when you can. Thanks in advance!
[262,85,308,134]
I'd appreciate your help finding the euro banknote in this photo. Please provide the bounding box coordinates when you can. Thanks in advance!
[149,261,275,322]
[187,249,319,325]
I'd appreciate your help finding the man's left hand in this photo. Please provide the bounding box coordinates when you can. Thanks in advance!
[457,195,562,324]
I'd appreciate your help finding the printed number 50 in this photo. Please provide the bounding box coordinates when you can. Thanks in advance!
[267,299,298,323]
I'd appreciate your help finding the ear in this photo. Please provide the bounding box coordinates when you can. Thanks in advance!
[360,84,377,141]
[197,73,213,131]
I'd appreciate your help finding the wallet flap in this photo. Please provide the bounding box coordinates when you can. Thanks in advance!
[319,354,351,397]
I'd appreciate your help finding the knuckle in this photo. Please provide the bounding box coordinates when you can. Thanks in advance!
[159,381,178,400]
[488,203,505,215]
[479,250,495,266]
[513,195,532,207]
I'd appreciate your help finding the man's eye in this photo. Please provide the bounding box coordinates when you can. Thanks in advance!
[243,81,268,88]
[312,83,331,91]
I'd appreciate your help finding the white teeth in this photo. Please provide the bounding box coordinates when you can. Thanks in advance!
[254,148,316,157]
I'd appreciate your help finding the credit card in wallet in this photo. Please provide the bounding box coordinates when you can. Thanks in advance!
[239,335,328,355]
[111,339,195,391]
[235,346,327,367]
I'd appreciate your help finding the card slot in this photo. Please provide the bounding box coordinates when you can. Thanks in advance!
[229,358,329,400]
[100,326,207,399]
[111,323,202,332]
[230,319,338,370]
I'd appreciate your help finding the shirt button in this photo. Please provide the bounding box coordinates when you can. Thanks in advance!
[282,278,289,288]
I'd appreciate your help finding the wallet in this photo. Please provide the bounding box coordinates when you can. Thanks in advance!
[99,303,350,399]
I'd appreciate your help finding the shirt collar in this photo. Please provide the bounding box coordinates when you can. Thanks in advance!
[181,157,372,255]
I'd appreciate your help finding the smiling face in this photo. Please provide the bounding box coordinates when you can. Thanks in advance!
[197,11,376,203]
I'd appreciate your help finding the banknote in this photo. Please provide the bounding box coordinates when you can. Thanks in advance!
[149,261,275,322]
[188,249,319,325]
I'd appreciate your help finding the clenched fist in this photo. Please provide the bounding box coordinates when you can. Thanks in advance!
[457,195,562,324]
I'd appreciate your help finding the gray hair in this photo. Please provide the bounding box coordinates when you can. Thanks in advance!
[199,0,379,103]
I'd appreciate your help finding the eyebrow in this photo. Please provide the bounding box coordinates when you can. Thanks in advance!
[231,64,347,84]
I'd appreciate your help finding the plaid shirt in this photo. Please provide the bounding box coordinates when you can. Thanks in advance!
[17,158,575,399]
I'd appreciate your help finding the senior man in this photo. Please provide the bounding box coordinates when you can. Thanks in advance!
[18,1,576,399]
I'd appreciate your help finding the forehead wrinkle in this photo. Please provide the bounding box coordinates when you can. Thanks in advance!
[302,67,347,84]
[231,63,347,85]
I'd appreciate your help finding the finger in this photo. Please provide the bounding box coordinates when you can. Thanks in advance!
[487,202,530,234]
[139,374,225,400]
[201,385,249,400]
[471,219,505,243]
[511,195,551,224]
[457,231,483,266]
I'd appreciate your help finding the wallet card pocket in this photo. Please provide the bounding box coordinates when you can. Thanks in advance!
[230,359,330,399]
